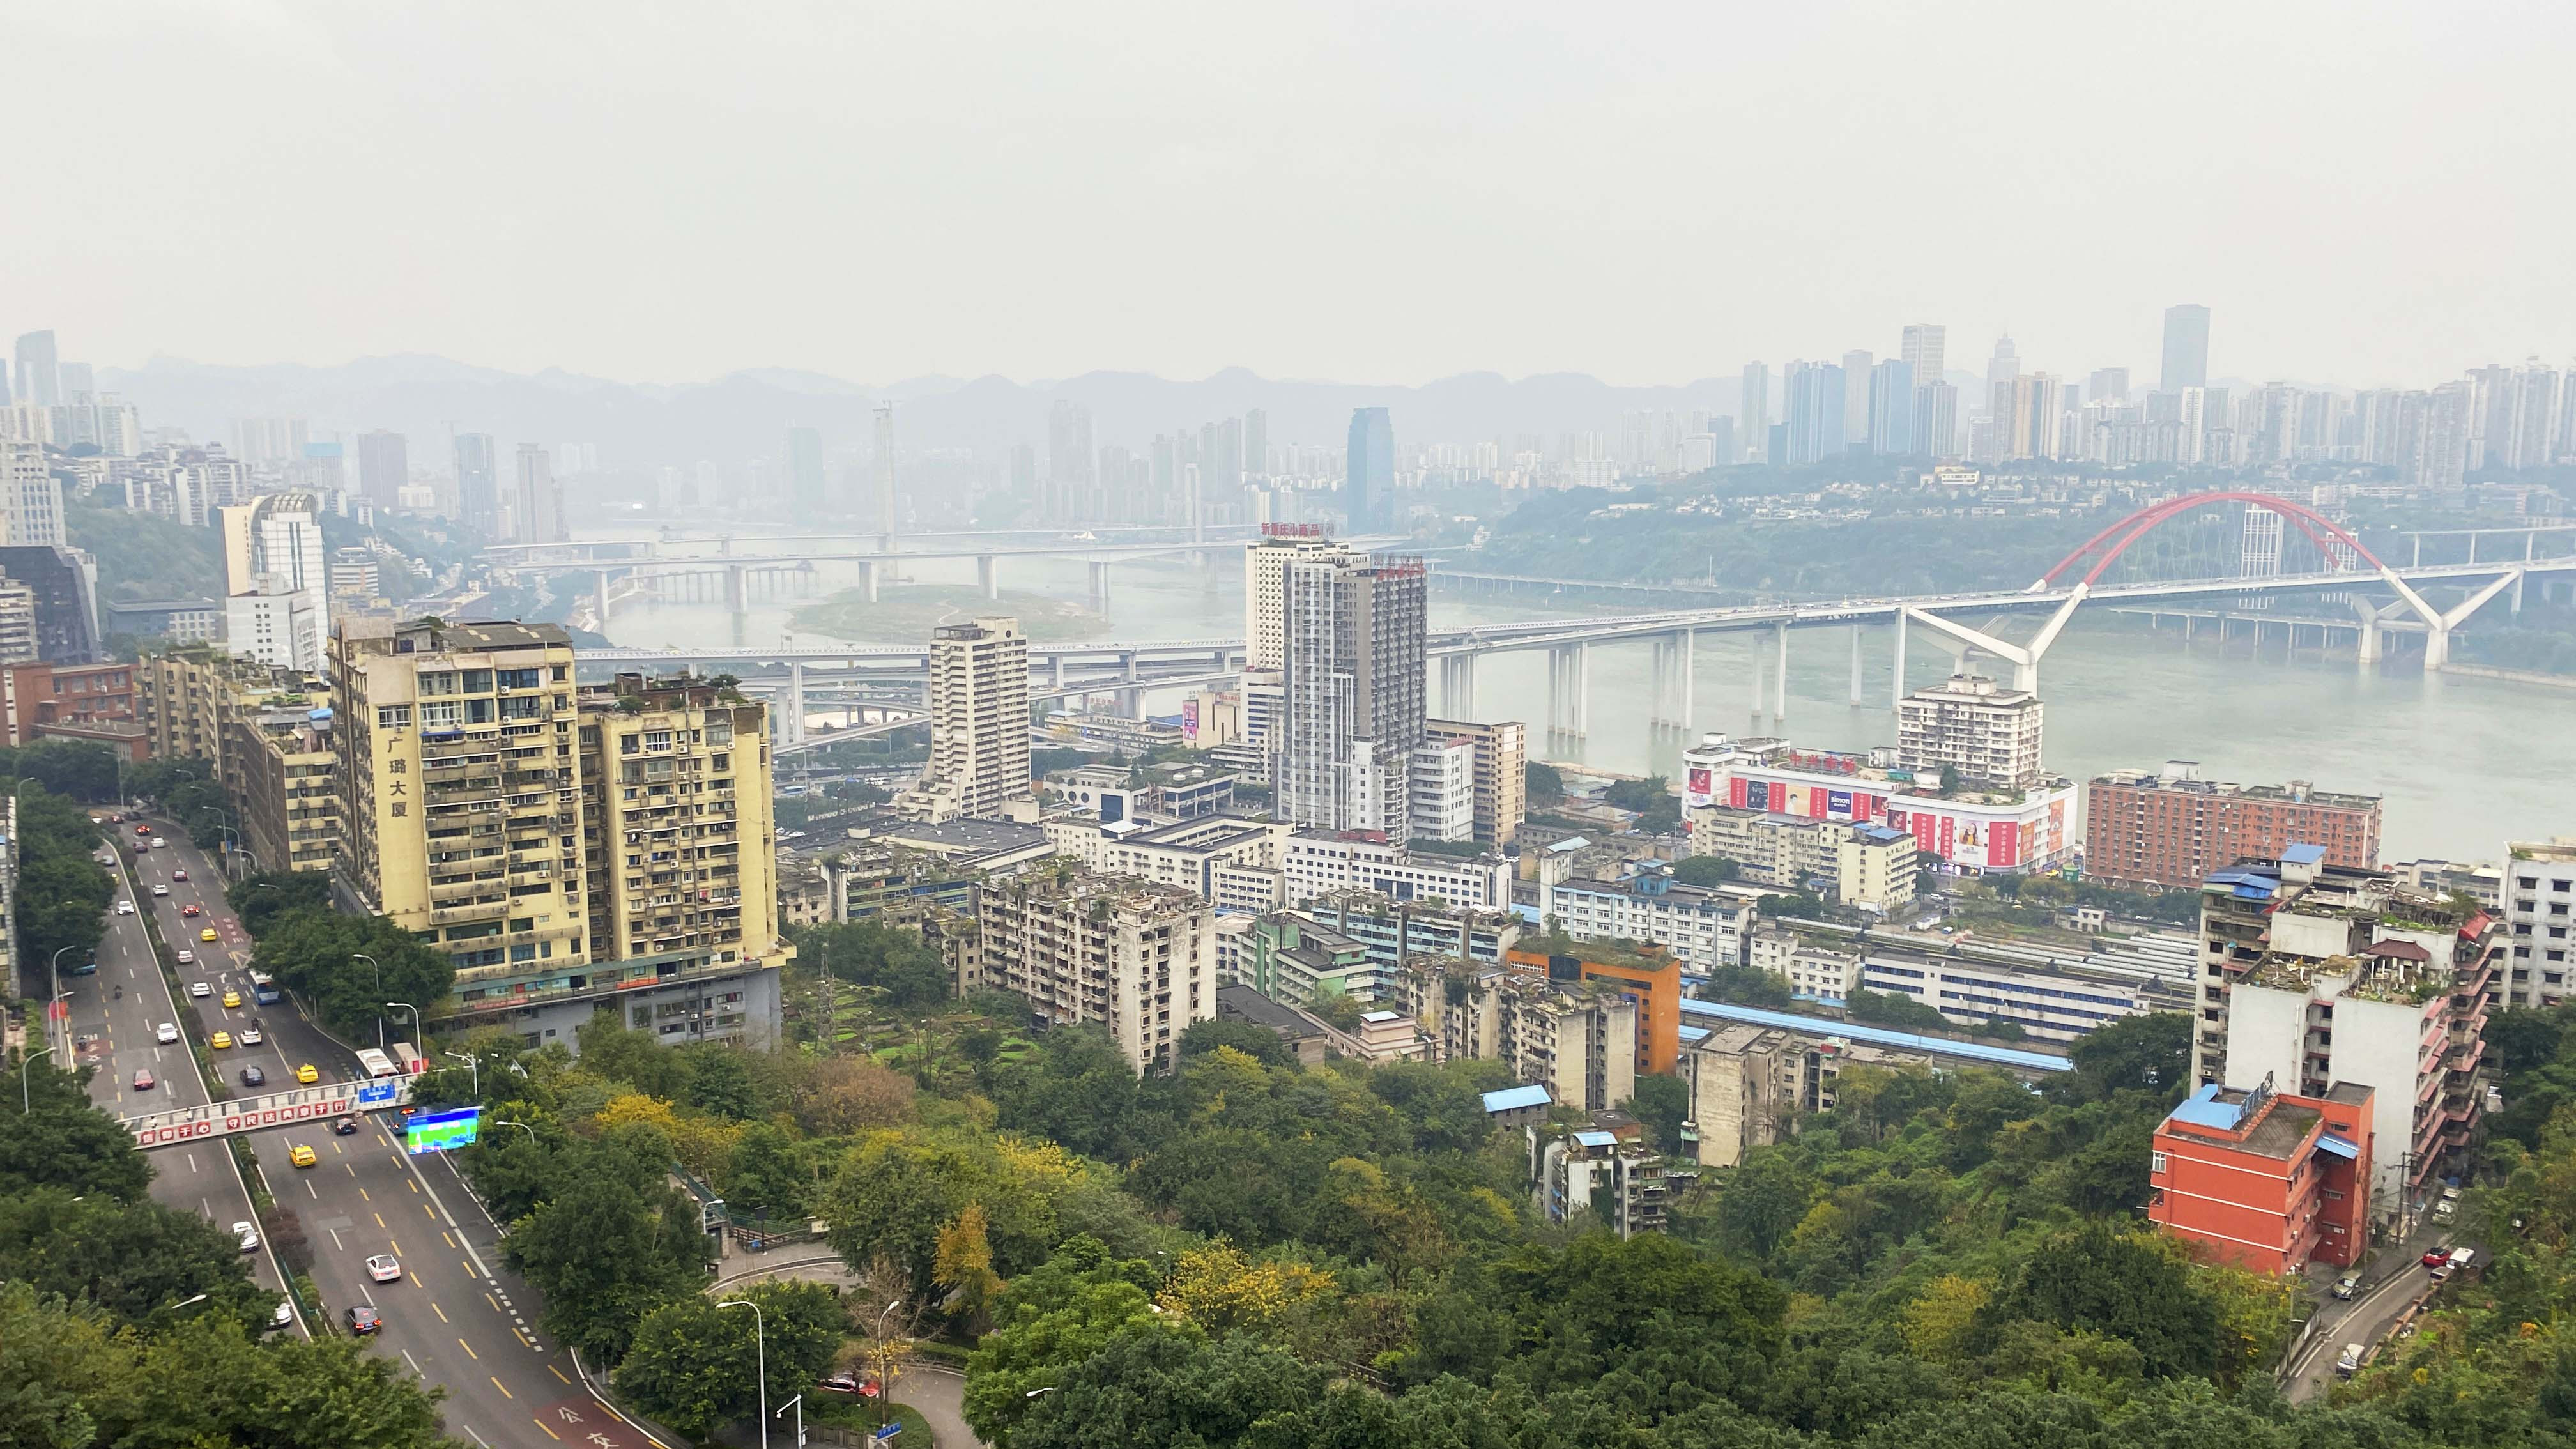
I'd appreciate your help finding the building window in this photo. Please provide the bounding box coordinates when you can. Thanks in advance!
[376,705,412,729]
[2150,1151,2168,1176]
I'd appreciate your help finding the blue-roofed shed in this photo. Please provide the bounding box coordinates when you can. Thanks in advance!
[2281,843,2326,864]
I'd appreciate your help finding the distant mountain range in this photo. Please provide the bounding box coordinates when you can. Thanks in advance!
[96,354,1988,472]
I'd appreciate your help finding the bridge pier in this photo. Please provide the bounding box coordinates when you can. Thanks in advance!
[1088,561,1113,614]
[1547,642,1588,736]
[785,663,808,746]
[855,558,882,604]
[1771,620,1788,728]
[1891,611,1908,709]
[977,555,1000,601]
[1439,654,1476,717]
[724,564,748,614]
[1848,625,1863,706]
[594,569,614,625]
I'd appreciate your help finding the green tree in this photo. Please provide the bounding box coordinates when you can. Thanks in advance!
[2059,1011,2193,1107]
[1624,1074,1692,1154]
[822,1131,981,1294]
[1176,1016,1296,1068]
[504,1150,712,1361]
[1671,854,1743,886]
[0,1188,275,1333]
[1526,760,1567,805]
[0,1065,152,1202]
[229,868,335,936]
[615,1280,846,1442]
[1979,1223,2220,1381]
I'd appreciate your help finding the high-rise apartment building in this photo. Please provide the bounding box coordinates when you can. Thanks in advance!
[1738,362,1770,463]
[1867,359,1915,454]
[2087,367,2131,404]
[12,333,57,410]
[1047,400,1092,519]
[331,619,785,1050]
[332,617,592,1000]
[1405,954,1637,1112]
[219,492,330,671]
[787,427,827,513]
[1345,406,1395,533]
[513,443,562,543]
[1243,525,1349,671]
[2500,839,2576,1009]
[356,431,408,510]
[1984,335,2020,417]
[0,441,65,547]
[1408,736,1476,842]
[2085,762,2381,890]
[1896,673,2043,790]
[575,671,787,1046]
[1423,717,1526,845]
[1899,325,1945,388]
[454,434,500,535]
[896,617,1031,822]
[977,869,1216,1073]
[2161,305,2211,392]
[1784,363,1846,465]
[2011,374,2064,459]
[872,404,896,538]
[1912,380,1958,458]
[2197,851,2496,1211]
[1276,551,1426,841]
[1840,349,1874,445]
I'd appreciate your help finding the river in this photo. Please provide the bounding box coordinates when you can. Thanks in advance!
[597,548,2573,862]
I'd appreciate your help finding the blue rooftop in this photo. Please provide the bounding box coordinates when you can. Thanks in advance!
[1481,1084,1552,1114]
[2317,1133,2361,1161]
[1545,836,1591,854]
[1855,824,1909,843]
[1678,997,2072,1073]
[1573,1130,1618,1148]
[2282,843,2327,865]
[2167,1083,2246,1130]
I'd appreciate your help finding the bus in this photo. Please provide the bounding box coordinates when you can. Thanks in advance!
[353,1048,399,1079]
[388,1041,425,1075]
[248,970,281,1005]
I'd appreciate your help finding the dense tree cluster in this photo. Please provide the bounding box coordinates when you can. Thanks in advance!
[224,870,455,1040]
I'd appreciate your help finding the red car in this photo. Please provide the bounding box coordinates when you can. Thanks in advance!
[171,869,188,882]
[2422,1250,2450,1268]
[181,904,202,917]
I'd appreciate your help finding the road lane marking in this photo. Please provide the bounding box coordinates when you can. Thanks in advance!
[442,1230,456,1248]
[514,1326,533,1349]
[406,1177,419,1194]
[458,1337,478,1360]
[488,1376,512,1400]
[374,1212,385,1229]
[533,1420,561,1442]
[346,1163,355,1175]
[305,1179,318,1199]
[358,1186,369,1202]
[462,1429,490,1449]
[402,1349,423,1376]
[549,1364,571,1385]
[328,1227,344,1250]
[487,1292,502,1313]
[434,1303,449,1323]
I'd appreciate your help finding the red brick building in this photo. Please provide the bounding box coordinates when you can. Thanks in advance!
[2085,763,2380,890]
[2149,1078,2373,1275]
[0,661,148,759]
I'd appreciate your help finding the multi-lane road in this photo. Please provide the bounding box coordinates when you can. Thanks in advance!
[73,816,667,1449]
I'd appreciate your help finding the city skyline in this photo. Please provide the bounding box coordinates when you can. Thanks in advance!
[11,6,2575,390]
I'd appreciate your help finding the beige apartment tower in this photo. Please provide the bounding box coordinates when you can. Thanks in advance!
[977,870,1216,1073]
[898,617,1031,822]
[1425,717,1526,845]
[1896,673,2044,790]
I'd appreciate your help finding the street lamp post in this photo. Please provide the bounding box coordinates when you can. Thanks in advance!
[871,1299,904,1430]
[48,946,76,1059]
[351,954,382,1048]
[443,1050,479,1099]
[384,1002,420,1066]
[775,1392,804,1448]
[493,1119,539,1147]
[718,1298,769,1449]
[19,1044,54,1113]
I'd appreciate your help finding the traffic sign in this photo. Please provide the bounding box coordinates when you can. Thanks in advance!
[121,1073,418,1149]
[873,1424,901,1442]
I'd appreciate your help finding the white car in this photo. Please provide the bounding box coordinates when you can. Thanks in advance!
[176,950,195,965]
[239,1025,264,1046]
[150,837,167,848]
[116,900,135,915]
[234,1220,260,1252]
[152,884,169,897]
[365,1254,402,1284]
[155,1022,179,1044]
[190,981,211,999]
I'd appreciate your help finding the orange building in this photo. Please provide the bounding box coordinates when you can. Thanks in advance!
[2148,1078,2373,1275]
[1505,939,1682,1076]
[0,661,148,758]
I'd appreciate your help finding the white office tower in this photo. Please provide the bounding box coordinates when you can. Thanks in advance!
[1409,736,1478,842]
[1896,673,2044,791]
[1276,551,1427,842]
[218,492,330,670]
[1901,325,1947,388]
[0,442,65,546]
[896,617,1032,823]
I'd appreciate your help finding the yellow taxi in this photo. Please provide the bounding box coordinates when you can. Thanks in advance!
[210,1031,233,1050]
[220,989,241,1009]
[199,928,218,942]
[288,1143,317,1168]
[295,1063,319,1084]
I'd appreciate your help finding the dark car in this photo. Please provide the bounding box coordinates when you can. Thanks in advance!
[332,1115,361,1136]
[345,1305,381,1335]
[240,1065,266,1087]
[171,869,188,882]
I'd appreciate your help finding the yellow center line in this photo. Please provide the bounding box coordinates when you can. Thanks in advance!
[486,1291,502,1313]
[533,1417,562,1441]
[433,1302,448,1323]
[513,1326,533,1348]
[373,1212,386,1229]
[423,1202,436,1219]
[457,1338,478,1361]
[390,1239,402,1257]
[441,1230,456,1248]
[548,1363,571,1385]
[358,1186,369,1202]
[489,1376,513,1400]
[344,1162,355,1174]
[406,1178,419,1194]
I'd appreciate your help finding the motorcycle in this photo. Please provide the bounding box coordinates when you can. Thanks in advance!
[112,985,122,999]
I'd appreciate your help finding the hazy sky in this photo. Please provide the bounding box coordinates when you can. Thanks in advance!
[12,2,2572,390]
